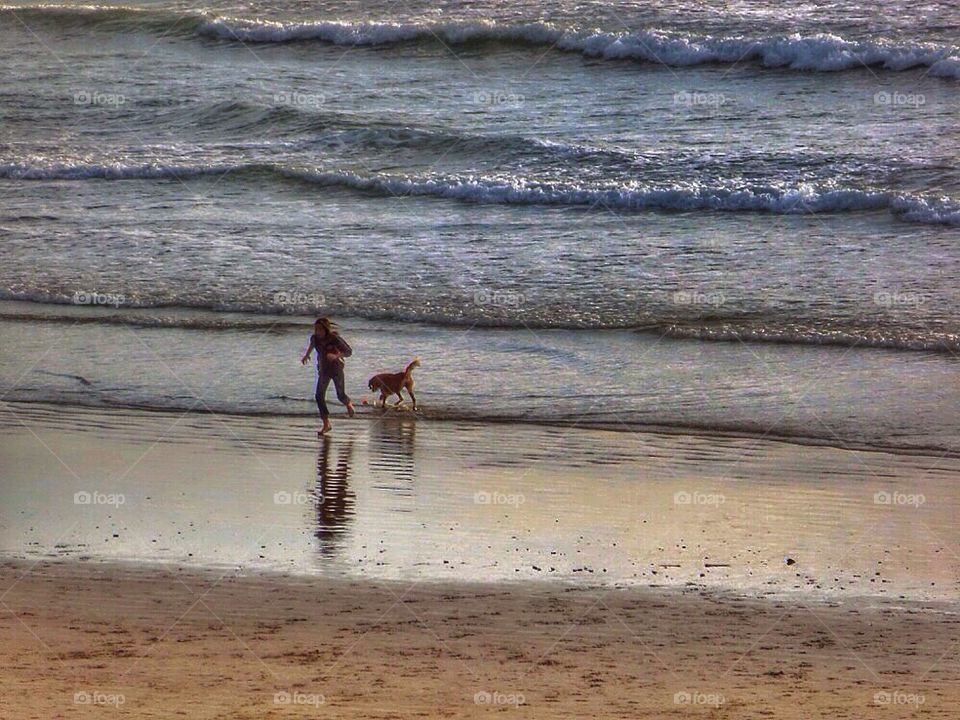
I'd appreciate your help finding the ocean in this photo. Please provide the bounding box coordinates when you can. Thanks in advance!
[1,0,959,451]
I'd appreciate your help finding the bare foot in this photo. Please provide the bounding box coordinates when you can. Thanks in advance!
[346,402,356,418]
[318,420,332,436]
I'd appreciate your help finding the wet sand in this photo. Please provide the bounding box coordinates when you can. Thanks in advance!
[2,402,958,599]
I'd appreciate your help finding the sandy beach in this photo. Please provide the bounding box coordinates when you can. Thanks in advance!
[2,402,960,717]
[5,0,959,715]
[2,559,958,719]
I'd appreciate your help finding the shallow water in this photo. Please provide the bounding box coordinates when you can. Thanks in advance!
[3,304,960,451]
[3,0,960,455]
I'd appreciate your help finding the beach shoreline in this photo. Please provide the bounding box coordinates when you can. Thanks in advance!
[5,301,960,456]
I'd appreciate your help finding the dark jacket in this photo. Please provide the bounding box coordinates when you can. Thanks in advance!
[313,333,352,373]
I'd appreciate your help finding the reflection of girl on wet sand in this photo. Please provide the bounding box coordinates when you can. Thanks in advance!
[315,438,354,555]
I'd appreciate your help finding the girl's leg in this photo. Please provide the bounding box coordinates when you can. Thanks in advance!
[315,374,332,419]
[332,366,355,417]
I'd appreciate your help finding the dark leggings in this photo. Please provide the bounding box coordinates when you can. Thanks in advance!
[316,365,350,419]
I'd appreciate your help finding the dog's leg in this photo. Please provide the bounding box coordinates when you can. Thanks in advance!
[394,392,404,407]
[406,386,417,411]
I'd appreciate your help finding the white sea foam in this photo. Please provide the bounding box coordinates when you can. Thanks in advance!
[891,195,960,225]
[3,162,958,225]
[196,17,960,78]
[4,6,957,78]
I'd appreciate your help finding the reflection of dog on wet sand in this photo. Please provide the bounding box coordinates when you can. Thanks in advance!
[367,358,419,410]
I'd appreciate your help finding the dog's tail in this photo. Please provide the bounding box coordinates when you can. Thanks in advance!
[403,357,421,377]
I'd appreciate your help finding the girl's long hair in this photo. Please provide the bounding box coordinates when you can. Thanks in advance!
[314,316,338,337]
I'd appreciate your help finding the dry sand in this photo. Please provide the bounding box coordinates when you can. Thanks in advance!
[1,559,958,719]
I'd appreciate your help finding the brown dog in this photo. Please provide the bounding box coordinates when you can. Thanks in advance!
[368,358,420,410]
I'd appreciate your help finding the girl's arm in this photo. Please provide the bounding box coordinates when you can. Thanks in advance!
[301,335,315,365]
[335,335,352,358]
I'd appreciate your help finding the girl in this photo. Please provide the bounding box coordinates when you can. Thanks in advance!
[301,317,355,435]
